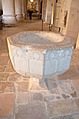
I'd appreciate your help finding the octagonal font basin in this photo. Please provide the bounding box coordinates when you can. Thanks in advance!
[7,31,74,78]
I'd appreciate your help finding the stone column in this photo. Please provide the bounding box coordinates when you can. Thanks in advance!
[36,0,39,11]
[22,0,27,19]
[53,0,61,27]
[2,0,16,25]
[45,0,51,23]
[60,0,79,42]
[59,0,72,35]
[45,0,53,24]
[51,0,55,25]
[0,0,2,9]
[66,0,79,41]
[15,0,23,21]
[42,0,47,21]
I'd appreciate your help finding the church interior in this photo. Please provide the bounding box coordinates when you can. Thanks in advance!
[0,0,79,119]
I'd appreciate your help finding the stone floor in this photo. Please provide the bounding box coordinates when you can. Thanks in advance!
[0,19,79,119]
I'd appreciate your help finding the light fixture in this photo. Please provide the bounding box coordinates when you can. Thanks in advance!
[30,0,33,2]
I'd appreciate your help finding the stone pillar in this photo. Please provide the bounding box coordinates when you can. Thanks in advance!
[60,0,79,42]
[53,0,61,27]
[15,0,23,21]
[36,0,38,11]
[22,0,27,19]
[0,0,2,9]
[2,0,16,25]
[45,0,53,24]
[45,0,51,23]
[51,0,55,25]
[59,0,72,35]
[22,0,26,19]
[42,0,47,21]
[66,0,79,41]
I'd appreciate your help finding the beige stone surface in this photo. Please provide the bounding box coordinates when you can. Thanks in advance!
[0,82,14,93]
[8,72,24,82]
[6,60,14,72]
[50,114,79,119]
[73,80,79,96]
[0,93,15,117]
[2,0,16,25]
[7,31,74,78]
[15,81,32,92]
[0,73,9,81]
[45,78,78,99]
[15,101,48,119]
[15,0,23,21]
[0,55,9,66]
[8,31,74,49]
[46,99,79,118]
[66,0,79,40]
[7,72,32,92]
[16,92,44,106]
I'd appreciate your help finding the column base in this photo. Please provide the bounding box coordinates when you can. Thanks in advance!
[3,15,17,25]
[16,14,23,21]
[22,13,26,19]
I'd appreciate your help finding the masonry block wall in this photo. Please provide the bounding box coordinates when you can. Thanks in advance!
[66,0,79,41]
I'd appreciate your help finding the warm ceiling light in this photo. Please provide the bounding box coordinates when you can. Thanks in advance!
[30,0,33,2]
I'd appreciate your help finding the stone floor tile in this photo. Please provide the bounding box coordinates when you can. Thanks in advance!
[15,101,48,119]
[46,99,79,118]
[0,64,6,72]
[0,55,9,66]
[8,73,23,82]
[51,115,73,119]
[0,113,15,119]
[44,93,63,102]
[45,77,58,91]
[56,79,77,99]
[8,72,29,82]
[30,78,47,91]
[58,65,79,80]
[31,92,44,101]
[72,79,79,96]
[45,78,78,100]
[0,72,9,81]
[16,92,44,105]
[50,114,79,119]
[72,113,79,119]
[14,80,32,92]
[5,60,14,72]
[75,98,79,110]
[0,82,15,93]
[16,92,29,105]
[0,93,15,117]
[0,52,9,57]
[7,73,32,92]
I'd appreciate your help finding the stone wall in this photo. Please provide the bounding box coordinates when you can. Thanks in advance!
[0,0,2,9]
[66,0,79,41]
[59,0,72,34]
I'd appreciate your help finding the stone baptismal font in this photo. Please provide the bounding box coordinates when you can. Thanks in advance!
[7,31,74,79]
